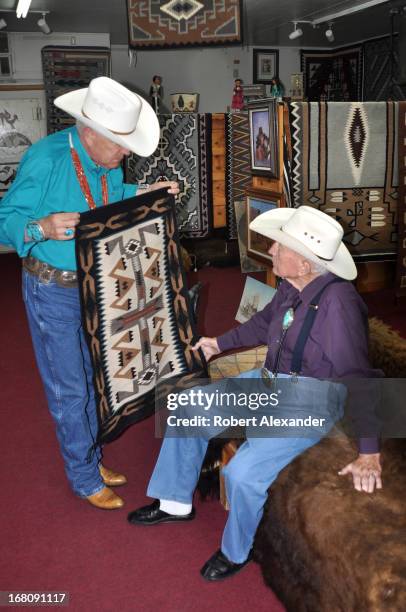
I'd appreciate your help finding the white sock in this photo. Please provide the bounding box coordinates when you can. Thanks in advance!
[160,499,192,515]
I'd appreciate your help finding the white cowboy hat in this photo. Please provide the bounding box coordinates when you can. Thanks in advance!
[249,205,357,280]
[54,76,159,157]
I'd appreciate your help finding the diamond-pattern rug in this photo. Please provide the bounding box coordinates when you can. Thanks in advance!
[290,101,398,260]
[127,0,242,49]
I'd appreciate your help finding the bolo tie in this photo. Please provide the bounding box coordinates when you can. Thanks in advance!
[261,299,302,386]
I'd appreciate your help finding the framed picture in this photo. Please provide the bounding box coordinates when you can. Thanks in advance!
[248,99,279,178]
[253,48,279,84]
[235,276,276,323]
[246,189,281,265]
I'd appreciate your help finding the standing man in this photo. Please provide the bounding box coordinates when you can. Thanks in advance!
[128,206,382,579]
[0,77,179,510]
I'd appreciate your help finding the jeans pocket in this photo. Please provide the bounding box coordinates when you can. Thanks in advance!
[36,282,80,324]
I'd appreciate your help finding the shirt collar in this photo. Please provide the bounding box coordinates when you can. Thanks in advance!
[71,127,107,176]
[281,272,338,306]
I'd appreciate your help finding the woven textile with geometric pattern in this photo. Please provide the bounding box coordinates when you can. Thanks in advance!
[225,112,251,240]
[125,114,212,239]
[290,101,398,260]
[75,189,206,444]
[300,47,363,102]
[127,0,242,49]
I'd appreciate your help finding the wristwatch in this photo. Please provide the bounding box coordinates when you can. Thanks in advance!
[26,221,46,242]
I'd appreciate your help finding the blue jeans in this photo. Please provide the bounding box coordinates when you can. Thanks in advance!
[148,370,345,563]
[22,270,103,497]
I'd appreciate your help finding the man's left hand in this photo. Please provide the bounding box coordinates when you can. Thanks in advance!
[338,453,382,493]
[149,181,180,195]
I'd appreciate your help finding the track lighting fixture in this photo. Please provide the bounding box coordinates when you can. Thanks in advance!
[0,7,51,32]
[37,12,51,34]
[289,22,303,40]
[325,23,334,42]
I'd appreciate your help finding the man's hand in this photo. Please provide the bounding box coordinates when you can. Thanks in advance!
[147,181,180,195]
[191,336,220,361]
[38,212,80,241]
[338,453,382,493]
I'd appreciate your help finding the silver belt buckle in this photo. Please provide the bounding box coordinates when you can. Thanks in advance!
[58,270,77,288]
[38,263,54,284]
[261,367,275,389]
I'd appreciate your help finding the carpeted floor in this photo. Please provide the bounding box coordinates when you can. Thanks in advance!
[1,252,405,612]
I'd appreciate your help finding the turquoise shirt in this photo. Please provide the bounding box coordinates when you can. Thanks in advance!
[0,127,138,271]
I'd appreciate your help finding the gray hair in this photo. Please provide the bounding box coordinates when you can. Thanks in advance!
[309,259,328,276]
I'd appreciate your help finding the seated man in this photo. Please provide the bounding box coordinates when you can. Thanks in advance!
[127,206,382,580]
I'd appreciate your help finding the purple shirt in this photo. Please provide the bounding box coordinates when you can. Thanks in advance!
[217,273,380,454]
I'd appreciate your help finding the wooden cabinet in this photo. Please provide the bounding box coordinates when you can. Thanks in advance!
[211,113,226,228]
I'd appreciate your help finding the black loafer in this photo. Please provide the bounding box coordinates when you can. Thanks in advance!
[200,549,252,581]
[127,499,195,525]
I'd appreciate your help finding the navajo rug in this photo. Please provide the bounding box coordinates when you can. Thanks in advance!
[225,112,251,240]
[301,47,363,102]
[396,102,406,297]
[75,189,207,444]
[290,102,398,260]
[125,114,212,239]
[127,0,242,49]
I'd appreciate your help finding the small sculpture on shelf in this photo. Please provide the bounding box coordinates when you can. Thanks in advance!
[149,75,163,114]
[290,73,304,101]
[231,78,244,112]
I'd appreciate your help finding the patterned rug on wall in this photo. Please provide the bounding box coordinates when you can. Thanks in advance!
[75,189,207,444]
[396,102,406,297]
[225,112,252,240]
[290,101,398,260]
[127,0,242,49]
[125,114,212,239]
[363,36,406,101]
[301,47,363,102]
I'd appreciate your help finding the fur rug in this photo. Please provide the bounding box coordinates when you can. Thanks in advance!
[368,317,406,377]
[254,436,406,611]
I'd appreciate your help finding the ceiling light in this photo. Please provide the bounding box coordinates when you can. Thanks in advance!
[289,22,303,40]
[325,23,334,42]
[0,18,6,30]
[37,12,51,34]
[16,0,32,19]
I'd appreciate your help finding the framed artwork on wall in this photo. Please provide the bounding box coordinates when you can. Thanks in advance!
[246,189,281,264]
[248,99,279,178]
[253,48,279,84]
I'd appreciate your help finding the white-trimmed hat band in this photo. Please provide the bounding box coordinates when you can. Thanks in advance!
[81,110,135,135]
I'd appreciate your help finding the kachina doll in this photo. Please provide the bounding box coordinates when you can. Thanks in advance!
[231,78,244,111]
[149,75,163,114]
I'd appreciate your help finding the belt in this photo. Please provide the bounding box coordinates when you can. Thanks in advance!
[23,256,78,288]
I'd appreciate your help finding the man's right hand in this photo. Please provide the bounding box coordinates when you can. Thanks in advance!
[39,212,80,241]
[191,336,220,361]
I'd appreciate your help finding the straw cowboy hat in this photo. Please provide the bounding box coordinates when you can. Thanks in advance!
[54,76,159,157]
[249,205,357,280]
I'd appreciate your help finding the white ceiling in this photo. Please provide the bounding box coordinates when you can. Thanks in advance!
[0,0,404,46]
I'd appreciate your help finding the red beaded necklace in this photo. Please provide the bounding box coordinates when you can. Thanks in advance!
[70,134,108,209]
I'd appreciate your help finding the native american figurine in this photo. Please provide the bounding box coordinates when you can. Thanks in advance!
[149,75,163,114]
[231,79,244,111]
